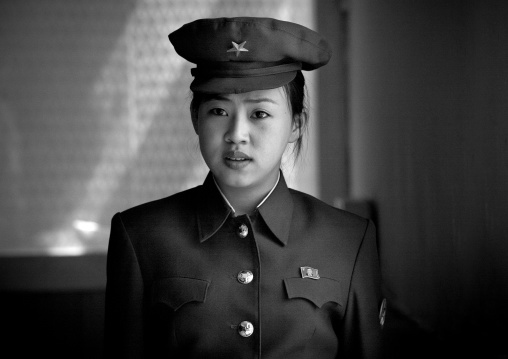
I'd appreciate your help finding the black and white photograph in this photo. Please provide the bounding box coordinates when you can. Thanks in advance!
[0,1,507,358]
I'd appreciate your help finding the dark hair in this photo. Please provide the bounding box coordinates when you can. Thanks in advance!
[190,70,308,160]
[281,71,307,160]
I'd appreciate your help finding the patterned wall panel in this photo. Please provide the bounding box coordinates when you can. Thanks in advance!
[0,0,314,254]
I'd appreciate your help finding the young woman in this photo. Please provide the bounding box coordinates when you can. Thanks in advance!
[105,17,383,358]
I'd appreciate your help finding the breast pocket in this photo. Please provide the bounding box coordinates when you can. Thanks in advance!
[284,277,342,309]
[151,277,210,311]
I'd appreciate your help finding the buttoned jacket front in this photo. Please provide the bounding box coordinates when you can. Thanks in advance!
[105,172,382,358]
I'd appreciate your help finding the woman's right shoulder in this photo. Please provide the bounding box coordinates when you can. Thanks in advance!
[114,185,202,225]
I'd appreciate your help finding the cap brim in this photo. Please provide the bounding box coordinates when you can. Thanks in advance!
[190,71,297,94]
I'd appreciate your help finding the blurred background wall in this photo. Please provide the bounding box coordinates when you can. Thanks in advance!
[0,0,317,256]
[1,0,507,358]
[0,0,317,357]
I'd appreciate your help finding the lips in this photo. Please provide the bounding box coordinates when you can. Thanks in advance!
[224,150,252,161]
[224,150,252,169]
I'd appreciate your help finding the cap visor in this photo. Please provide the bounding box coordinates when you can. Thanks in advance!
[190,71,297,94]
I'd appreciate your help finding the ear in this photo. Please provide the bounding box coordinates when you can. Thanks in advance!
[289,112,306,143]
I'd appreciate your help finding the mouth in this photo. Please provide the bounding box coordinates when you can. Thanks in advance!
[224,150,252,168]
[224,150,252,161]
[226,157,249,161]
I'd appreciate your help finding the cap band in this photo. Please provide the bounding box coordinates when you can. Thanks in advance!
[191,62,302,78]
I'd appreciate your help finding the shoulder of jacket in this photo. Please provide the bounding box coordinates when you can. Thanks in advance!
[119,185,202,222]
[289,188,368,226]
[287,189,373,282]
[288,188,372,259]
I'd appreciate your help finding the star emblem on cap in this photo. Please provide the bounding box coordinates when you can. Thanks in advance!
[227,41,249,57]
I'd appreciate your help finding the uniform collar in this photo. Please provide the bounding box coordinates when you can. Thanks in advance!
[197,172,233,243]
[257,173,293,246]
[196,171,293,246]
[212,172,281,215]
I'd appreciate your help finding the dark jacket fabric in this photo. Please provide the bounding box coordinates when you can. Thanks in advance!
[105,172,382,358]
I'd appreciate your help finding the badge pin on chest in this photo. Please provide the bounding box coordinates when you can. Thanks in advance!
[300,266,320,280]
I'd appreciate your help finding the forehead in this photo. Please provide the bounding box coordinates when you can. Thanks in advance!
[204,87,287,105]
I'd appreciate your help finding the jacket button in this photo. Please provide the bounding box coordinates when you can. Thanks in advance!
[237,270,253,284]
[238,321,254,337]
[237,224,249,238]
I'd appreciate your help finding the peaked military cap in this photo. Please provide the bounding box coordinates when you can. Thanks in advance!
[169,17,332,94]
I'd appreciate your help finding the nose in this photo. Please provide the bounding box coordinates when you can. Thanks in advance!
[225,112,249,144]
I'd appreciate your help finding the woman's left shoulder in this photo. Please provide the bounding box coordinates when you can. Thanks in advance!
[289,188,370,230]
[290,189,368,224]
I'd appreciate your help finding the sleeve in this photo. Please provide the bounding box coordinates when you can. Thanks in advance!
[339,219,383,359]
[104,212,145,358]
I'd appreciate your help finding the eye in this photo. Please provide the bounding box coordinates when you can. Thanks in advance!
[252,110,269,119]
[210,108,228,116]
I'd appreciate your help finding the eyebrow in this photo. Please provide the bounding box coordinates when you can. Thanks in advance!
[245,97,278,105]
[203,95,278,105]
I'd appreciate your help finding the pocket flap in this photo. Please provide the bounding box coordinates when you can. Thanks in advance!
[152,277,210,311]
[284,277,342,308]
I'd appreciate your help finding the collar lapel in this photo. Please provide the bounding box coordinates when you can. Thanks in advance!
[257,173,293,246]
[196,172,233,243]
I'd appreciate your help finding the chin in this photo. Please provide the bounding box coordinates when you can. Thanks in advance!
[215,170,256,189]
[221,175,254,189]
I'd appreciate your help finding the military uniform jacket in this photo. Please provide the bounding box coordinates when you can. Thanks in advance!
[105,172,382,358]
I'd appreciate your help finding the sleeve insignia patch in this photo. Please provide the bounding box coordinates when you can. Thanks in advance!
[379,298,387,328]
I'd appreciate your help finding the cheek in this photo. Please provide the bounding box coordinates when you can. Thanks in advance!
[276,120,296,144]
[258,128,292,155]
[198,122,222,151]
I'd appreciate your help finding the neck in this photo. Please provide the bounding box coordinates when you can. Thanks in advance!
[214,172,280,216]
[223,187,262,215]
